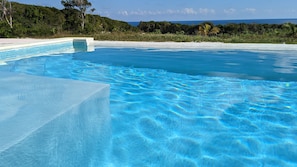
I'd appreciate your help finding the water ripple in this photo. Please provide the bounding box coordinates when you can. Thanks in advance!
[1,50,296,166]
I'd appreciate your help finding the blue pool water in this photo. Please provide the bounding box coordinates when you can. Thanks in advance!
[1,48,297,166]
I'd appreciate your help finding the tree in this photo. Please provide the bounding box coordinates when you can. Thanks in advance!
[61,0,94,30]
[198,22,220,36]
[0,0,13,28]
[282,22,297,37]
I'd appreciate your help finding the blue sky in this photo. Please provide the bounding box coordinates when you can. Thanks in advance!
[14,0,297,21]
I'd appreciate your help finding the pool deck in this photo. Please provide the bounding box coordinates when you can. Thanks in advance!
[0,38,47,46]
[94,41,297,51]
[0,38,68,50]
[0,37,94,51]
[1,38,297,50]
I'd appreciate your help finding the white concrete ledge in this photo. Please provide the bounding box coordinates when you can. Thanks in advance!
[1,39,296,51]
[0,37,94,64]
[0,38,72,51]
[94,41,297,51]
[0,37,94,51]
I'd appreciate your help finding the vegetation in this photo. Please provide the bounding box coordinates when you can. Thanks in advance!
[0,0,13,28]
[61,0,95,30]
[0,1,136,37]
[197,22,220,36]
[137,21,297,43]
[0,1,296,43]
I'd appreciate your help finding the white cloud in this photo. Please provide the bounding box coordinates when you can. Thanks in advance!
[224,8,236,14]
[182,8,215,15]
[199,8,215,15]
[118,8,215,16]
[98,11,111,17]
[118,10,129,16]
[244,8,256,14]
[183,8,198,15]
[166,9,176,14]
[122,10,161,16]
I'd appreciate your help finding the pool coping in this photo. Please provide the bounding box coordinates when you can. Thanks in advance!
[0,37,95,64]
[1,38,297,51]
[0,37,94,51]
[94,41,297,51]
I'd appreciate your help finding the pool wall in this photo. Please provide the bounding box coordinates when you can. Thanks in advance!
[0,38,94,64]
[0,72,110,166]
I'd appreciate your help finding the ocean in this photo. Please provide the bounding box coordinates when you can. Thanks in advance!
[128,18,297,27]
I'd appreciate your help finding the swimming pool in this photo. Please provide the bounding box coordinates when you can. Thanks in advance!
[1,46,297,166]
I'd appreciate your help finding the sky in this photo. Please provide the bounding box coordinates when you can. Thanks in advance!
[14,0,297,22]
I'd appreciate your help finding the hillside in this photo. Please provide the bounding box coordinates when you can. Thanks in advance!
[1,2,296,43]
[0,2,137,38]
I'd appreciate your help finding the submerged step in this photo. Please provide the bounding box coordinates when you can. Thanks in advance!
[0,72,110,166]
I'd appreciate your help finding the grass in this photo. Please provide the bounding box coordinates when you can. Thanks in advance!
[93,32,194,42]
[92,31,297,44]
[50,31,297,44]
